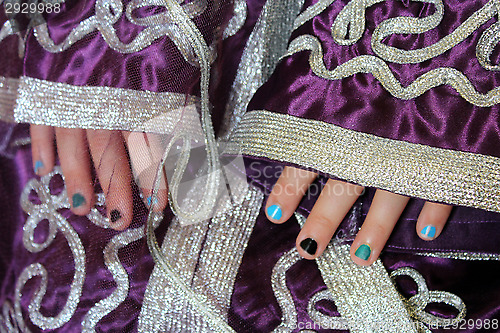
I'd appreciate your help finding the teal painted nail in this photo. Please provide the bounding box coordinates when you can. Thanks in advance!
[267,204,282,221]
[72,193,86,208]
[421,225,436,238]
[34,160,43,174]
[147,196,158,207]
[354,244,371,261]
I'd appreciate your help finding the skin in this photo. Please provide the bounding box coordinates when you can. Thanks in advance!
[30,125,168,230]
[265,166,452,266]
[31,126,451,263]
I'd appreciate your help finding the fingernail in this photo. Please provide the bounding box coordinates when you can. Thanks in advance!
[146,196,158,208]
[420,225,436,238]
[300,238,317,255]
[267,204,282,221]
[72,193,86,208]
[110,210,121,223]
[354,244,371,261]
[34,160,43,174]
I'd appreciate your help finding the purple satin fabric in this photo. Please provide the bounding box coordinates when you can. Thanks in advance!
[230,204,500,333]
[248,0,500,157]
[23,0,231,95]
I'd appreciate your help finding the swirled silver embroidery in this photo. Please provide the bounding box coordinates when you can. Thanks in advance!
[219,0,304,139]
[271,248,302,333]
[33,0,206,65]
[17,168,85,330]
[476,21,500,71]
[223,0,247,39]
[81,213,163,332]
[307,289,348,331]
[391,267,466,329]
[293,0,335,32]
[285,34,500,106]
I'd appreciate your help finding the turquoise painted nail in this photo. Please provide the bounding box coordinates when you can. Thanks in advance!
[34,160,43,174]
[421,225,436,238]
[147,196,158,207]
[267,204,282,221]
[354,244,371,261]
[72,193,86,208]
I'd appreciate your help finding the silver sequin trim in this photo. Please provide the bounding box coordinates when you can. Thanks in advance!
[16,168,85,330]
[14,76,199,133]
[139,185,263,332]
[218,0,305,139]
[223,0,247,39]
[285,34,500,106]
[292,0,335,32]
[316,243,417,332]
[307,290,348,331]
[0,76,18,123]
[226,110,500,212]
[416,251,500,261]
[271,248,302,332]
[81,213,163,332]
[391,267,466,328]
[33,0,207,65]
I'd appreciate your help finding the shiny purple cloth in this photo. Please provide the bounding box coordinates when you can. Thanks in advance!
[23,0,231,95]
[1,0,500,332]
[248,0,500,157]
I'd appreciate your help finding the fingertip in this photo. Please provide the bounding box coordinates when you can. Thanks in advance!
[30,125,55,176]
[296,236,319,260]
[108,207,132,231]
[417,225,438,241]
[265,203,285,223]
[416,202,452,241]
[350,242,375,266]
[143,189,168,212]
[69,191,94,216]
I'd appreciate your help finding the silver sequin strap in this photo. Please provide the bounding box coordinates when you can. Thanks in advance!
[316,243,417,332]
[13,76,199,133]
[0,76,18,123]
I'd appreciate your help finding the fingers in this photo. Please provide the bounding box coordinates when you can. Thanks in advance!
[350,190,410,265]
[55,128,95,215]
[123,131,168,212]
[87,130,133,230]
[265,166,318,223]
[30,125,55,176]
[296,179,364,259]
[416,202,452,240]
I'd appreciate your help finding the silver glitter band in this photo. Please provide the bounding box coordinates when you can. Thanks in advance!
[226,110,500,213]
[0,76,18,123]
[14,76,199,133]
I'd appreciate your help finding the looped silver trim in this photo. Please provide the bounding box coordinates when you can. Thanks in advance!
[391,267,467,328]
[271,248,302,332]
[307,290,349,330]
[33,0,207,65]
[16,168,87,330]
[285,34,500,106]
[477,21,500,71]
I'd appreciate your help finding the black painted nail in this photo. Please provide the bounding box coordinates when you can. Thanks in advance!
[110,210,121,223]
[300,238,317,255]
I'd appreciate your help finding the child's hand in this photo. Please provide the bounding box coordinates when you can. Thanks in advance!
[30,125,168,230]
[265,166,452,265]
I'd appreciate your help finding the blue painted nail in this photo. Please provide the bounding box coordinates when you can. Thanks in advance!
[421,225,436,238]
[72,193,86,208]
[34,160,43,174]
[147,196,158,207]
[267,204,283,221]
[354,244,371,261]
